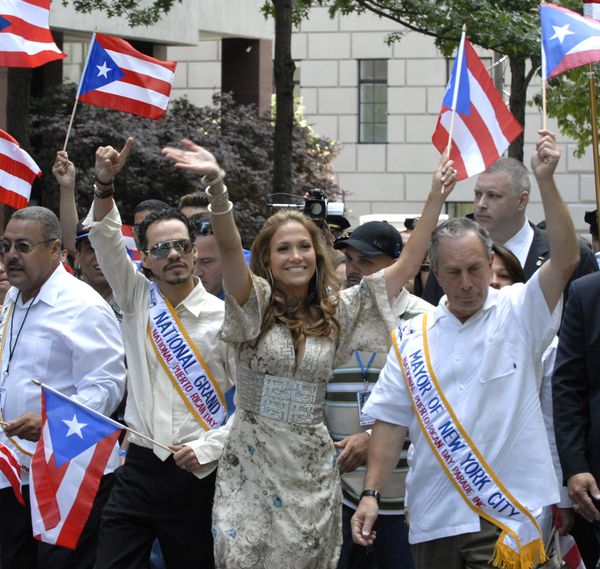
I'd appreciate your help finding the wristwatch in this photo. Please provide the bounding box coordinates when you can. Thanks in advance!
[359,489,381,506]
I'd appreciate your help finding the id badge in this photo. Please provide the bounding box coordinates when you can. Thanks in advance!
[0,386,6,412]
[357,390,375,427]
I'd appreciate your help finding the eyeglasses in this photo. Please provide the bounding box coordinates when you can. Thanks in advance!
[0,239,55,255]
[145,239,193,259]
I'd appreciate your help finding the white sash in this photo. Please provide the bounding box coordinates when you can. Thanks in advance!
[147,283,229,431]
[394,314,546,569]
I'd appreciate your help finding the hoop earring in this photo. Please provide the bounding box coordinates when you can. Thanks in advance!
[267,268,275,290]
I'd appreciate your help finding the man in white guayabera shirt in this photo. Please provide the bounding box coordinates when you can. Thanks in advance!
[0,206,125,569]
[351,130,579,569]
[84,138,235,569]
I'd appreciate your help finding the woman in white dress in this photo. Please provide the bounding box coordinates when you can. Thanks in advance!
[162,140,456,569]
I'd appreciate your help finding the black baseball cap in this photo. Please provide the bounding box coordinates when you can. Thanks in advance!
[334,220,402,258]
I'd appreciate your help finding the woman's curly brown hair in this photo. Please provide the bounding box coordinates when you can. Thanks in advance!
[250,210,340,350]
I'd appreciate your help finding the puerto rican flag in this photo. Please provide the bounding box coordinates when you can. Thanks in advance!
[432,36,522,180]
[30,386,121,549]
[0,440,24,505]
[77,33,176,120]
[560,534,586,569]
[0,0,65,68]
[0,129,42,209]
[122,224,141,262]
[541,3,600,79]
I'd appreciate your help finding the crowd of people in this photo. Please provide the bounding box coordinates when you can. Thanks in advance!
[0,128,599,569]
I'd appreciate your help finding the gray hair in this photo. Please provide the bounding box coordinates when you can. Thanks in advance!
[11,206,62,242]
[429,217,493,269]
[484,157,531,197]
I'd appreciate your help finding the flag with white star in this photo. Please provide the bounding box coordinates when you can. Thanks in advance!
[77,32,177,120]
[29,386,122,549]
[541,3,600,79]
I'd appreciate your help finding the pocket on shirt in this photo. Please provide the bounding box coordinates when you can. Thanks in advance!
[478,336,517,383]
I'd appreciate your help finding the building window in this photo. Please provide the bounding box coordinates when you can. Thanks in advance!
[358,60,387,143]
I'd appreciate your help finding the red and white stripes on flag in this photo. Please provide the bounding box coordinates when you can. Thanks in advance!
[584,0,600,20]
[0,440,25,505]
[77,33,176,120]
[0,0,66,68]
[0,130,42,209]
[432,38,523,180]
[559,533,586,569]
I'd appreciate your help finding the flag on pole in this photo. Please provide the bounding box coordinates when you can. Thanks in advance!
[30,386,121,549]
[122,224,141,261]
[541,3,600,79]
[0,440,24,505]
[432,38,523,180]
[77,33,176,120]
[0,0,65,68]
[584,0,600,20]
[0,130,41,209]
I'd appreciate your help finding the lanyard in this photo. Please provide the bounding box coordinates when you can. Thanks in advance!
[355,350,377,387]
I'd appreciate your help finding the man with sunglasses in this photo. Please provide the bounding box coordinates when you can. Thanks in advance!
[0,206,126,569]
[83,138,234,569]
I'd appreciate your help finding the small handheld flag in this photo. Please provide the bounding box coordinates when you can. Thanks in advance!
[541,3,600,79]
[0,0,65,68]
[77,33,176,120]
[432,37,522,180]
[29,385,122,549]
[0,130,41,209]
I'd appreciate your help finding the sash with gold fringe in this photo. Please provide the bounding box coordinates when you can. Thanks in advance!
[147,283,230,431]
[393,313,546,569]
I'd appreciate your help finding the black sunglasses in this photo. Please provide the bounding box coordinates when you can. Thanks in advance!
[145,239,193,259]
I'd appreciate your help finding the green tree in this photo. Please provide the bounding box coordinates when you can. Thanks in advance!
[61,0,182,26]
[293,0,581,161]
[29,86,340,245]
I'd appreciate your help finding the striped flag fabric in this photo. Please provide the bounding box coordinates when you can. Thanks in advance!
[122,224,141,261]
[0,130,42,209]
[77,33,176,120]
[584,0,600,21]
[432,38,523,180]
[30,386,121,549]
[559,533,586,569]
[0,440,24,505]
[541,3,600,78]
[0,0,65,67]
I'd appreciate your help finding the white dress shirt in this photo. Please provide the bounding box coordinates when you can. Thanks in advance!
[365,272,562,543]
[0,264,126,488]
[85,204,235,479]
[505,217,534,268]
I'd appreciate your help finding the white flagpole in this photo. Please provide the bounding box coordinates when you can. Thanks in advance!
[446,24,468,157]
[62,32,97,152]
[32,380,173,453]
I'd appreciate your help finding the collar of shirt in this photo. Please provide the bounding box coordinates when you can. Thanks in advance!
[432,286,500,329]
[504,217,534,268]
[5,263,65,308]
[173,277,208,318]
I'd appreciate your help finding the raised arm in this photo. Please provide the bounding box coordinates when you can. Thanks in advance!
[382,155,456,301]
[162,139,251,304]
[53,151,78,256]
[92,137,135,222]
[532,130,579,312]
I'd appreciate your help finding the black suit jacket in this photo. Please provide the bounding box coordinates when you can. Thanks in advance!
[552,272,600,483]
[421,223,598,305]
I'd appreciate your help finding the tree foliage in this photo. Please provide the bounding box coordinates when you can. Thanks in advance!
[61,0,182,27]
[28,86,340,245]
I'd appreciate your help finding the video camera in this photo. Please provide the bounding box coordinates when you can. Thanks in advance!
[270,190,345,221]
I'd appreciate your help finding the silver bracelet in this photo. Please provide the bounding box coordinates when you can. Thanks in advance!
[208,201,233,216]
[205,184,229,205]
[201,169,226,187]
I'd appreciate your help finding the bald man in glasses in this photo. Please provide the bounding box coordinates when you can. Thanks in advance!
[83,139,235,569]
